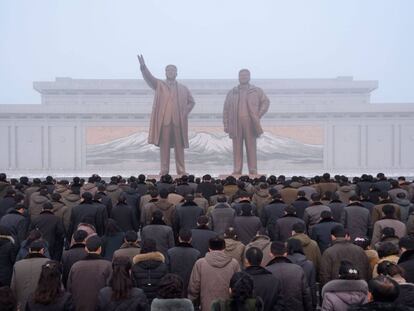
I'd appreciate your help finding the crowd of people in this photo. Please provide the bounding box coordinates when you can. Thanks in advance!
[0,172,414,310]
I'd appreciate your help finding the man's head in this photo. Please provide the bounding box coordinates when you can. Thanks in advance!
[29,240,45,254]
[331,225,349,240]
[124,230,138,244]
[73,229,88,244]
[270,241,287,257]
[85,235,102,254]
[178,228,192,243]
[208,236,225,251]
[244,247,263,267]
[238,69,251,85]
[368,275,399,303]
[292,222,306,235]
[165,64,177,81]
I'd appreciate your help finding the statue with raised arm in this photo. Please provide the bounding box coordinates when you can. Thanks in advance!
[223,69,270,175]
[137,54,195,175]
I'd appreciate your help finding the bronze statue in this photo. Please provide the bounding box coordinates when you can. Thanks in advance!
[137,54,195,175]
[223,69,270,175]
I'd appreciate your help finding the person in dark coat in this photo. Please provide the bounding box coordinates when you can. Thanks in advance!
[68,192,107,240]
[0,226,17,286]
[244,247,284,311]
[273,205,305,242]
[311,210,343,253]
[61,229,87,288]
[291,191,311,219]
[67,235,112,311]
[167,229,200,296]
[29,202,65,261]
[0,286,18,311]
[123,181,141,223]
[95,185,113,217]
[233,203,263,245]
[328,193,347,222]
[398,235,414,283]
[261,193,288,236]
[15,230,51,261]
[101,219,125,261]
[287,238,317,309]
[0,204,29,245]
[96,256,148,311]
[266,241,312,311]
[320,225,370,285]
[341,196,372,240]
[26,260,75,311]
[141,210,174,258]
[135,174,149,196]
[174,194,204,234]
[0,188,16,219]
[209,197,235,235]
[131,238,168,303]
[195,175,216,200]
[190,215,218,257]
[109,193,139,233]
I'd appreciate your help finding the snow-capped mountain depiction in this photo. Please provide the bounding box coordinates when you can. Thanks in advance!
[87,131,323,171]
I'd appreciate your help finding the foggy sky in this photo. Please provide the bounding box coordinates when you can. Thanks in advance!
[1,0,413,104]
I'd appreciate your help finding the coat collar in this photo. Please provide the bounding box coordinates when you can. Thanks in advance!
[25,252,47,259]
[245,265,272,275]
[266,256,292,266]
[84,253,104,261]
[133,251,165,264]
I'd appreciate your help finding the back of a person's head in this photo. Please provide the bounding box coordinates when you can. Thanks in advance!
[81,191,93,203]
[353,237,370,250]
[157,274,184,299]
[338,260,360,280]
[229,272,255,309]
[73,229,88,244]
[320,210,332,220]
[85,235,102,253]
[224,227,237,240]
[331,225,346,238]
[271,241,286,257]
[399,235,414,251]
[368,275,399,303]
[209,236,225,251]
[151,210,164,223]
[310,193,321,202]
[245,247,263,266]
[377,260,404,278]
[0,286,17,311]
[287,238,304,255]
[124,230,138,243]
[178,228,192,243]
[110,256,133,301]
[159,188,169,199]
[197,215,209,226]
[377,242,399,259]
[140,238,157,254]
[34,261,62,305]
[292,222,306,234]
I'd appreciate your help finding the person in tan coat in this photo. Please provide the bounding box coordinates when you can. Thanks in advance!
[188,236,240,310]
[290,222,322,273]
[137,54,195,175]
[223,227,245,267]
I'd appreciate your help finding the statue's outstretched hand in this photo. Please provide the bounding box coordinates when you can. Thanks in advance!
[137,54,145,67]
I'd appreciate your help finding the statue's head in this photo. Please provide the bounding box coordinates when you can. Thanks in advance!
[165,64,177,81]
[238,69,250,85]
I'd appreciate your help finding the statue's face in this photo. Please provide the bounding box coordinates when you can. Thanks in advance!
[165,65,177,81]
[238,69,250,85]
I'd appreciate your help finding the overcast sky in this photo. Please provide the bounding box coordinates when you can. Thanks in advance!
[1,0,413,104]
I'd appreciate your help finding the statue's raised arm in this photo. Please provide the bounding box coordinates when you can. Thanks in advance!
[137,54,158,90]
